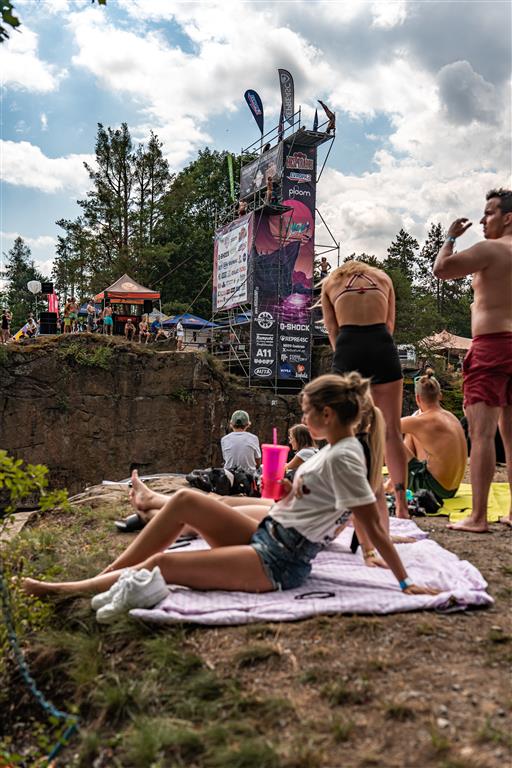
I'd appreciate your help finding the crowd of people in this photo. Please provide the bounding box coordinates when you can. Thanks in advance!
[22,187,512,620]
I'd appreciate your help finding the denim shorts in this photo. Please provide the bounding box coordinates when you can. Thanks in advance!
[250,516,323,591]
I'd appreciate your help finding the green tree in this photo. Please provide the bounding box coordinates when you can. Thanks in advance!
[4,237,46,329]
[383,228,418,282]
[52,217,91,303]
[151,148,240,318]
[343,252,380,268]
[0,1,20,42]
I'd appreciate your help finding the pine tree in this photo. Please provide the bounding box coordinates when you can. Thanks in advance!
[384,228,418,282]
[415,222,445,311]
[4,237,46,329]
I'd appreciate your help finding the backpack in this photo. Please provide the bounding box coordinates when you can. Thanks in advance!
[186,467,259,497]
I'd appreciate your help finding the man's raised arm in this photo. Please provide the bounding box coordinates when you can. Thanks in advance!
[433,217,490,280]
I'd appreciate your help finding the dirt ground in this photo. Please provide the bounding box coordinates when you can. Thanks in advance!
[1,471,511,768]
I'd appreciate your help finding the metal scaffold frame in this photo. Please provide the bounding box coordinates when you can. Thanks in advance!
[211,107,336,389]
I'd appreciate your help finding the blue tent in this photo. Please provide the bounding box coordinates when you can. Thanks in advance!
[163,313,219,329]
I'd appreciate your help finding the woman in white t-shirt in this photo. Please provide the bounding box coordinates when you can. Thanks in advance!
[284,424,318,473]
[23,373,438,606]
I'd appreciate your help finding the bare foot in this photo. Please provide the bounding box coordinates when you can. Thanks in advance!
[22,577,55,597]
[396,510,410,520]
[498,516,512,528]
[129,470,158,512]
[447,517,490,533]
[391,535,417,544]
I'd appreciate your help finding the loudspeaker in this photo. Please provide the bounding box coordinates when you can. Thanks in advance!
[39,311,57,335]
[41,282,54,294]
[143,299,153,314]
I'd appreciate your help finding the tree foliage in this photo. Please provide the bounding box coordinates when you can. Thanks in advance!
[3,237,46,329]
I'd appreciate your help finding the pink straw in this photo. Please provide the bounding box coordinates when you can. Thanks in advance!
[272,427,277,445]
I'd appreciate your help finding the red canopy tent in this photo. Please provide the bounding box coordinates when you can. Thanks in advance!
[94,274,160,303]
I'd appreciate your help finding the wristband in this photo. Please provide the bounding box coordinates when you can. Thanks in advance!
[445,236,456,244]
[399,577,413,591]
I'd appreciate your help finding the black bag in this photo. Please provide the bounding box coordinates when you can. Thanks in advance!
[232,468,260,497]
[415,489,442,516]
[186,469,214,493]
[186,467,259,497]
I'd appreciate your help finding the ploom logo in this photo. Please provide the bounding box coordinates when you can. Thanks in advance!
[288,186,311,198]
[254,367,272,376]
[257,311,274,329]
[286,152,314,171]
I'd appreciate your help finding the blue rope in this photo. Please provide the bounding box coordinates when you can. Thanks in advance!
[0,563,79,763]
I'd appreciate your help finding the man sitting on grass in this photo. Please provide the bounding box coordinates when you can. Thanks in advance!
[395,369,467,504]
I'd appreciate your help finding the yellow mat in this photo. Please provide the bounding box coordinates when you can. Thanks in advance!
[440,483,511,522]
[382,467,510,522]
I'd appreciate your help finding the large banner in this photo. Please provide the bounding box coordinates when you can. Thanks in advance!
[250,143,317,383]
[213,213,252,311]
[240,143,282,199]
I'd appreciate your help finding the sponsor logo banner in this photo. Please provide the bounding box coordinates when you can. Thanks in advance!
[244,89,264,135]
[278,69,295,126]
[240,143,282,199]
[212,213,252,311]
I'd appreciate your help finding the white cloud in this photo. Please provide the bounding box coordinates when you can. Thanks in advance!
[316,164,504,261]
[1,231,57,282]
[371,1,407,29]
[40,113,48,131]
[0,141,94,194]
[0,27,67,92]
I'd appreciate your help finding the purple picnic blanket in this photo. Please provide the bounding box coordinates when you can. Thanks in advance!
[130,519,493,625]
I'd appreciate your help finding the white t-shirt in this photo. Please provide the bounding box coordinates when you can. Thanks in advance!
[176,321,184,337]
[271,437,375,545]
[221,430,261,472]
[296,447,318,462]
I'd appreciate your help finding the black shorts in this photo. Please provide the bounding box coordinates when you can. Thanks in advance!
[332,324,403,385]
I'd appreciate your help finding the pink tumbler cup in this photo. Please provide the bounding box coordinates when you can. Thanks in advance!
[261,444,289,500]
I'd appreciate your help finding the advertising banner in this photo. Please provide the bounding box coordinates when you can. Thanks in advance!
[249,143,316,383]
[278,69,295,125]
[240,143,282,200]
[244,89,264,135]
[212,213,252,312]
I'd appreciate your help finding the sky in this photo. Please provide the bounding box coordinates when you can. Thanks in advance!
[1,0,510,287]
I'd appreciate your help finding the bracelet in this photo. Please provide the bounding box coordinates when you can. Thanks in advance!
[445,236,456,244]
[399,577,413,590]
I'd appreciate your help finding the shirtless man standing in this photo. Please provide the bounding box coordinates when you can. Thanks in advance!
[399,370,467,502]
[433,188,512,531]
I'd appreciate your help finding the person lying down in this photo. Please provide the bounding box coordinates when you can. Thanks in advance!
[23,373,438,622]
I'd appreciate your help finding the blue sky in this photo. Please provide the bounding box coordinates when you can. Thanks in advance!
[1,0,510,286]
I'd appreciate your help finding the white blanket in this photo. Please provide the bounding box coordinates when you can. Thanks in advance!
[130,519,492,625]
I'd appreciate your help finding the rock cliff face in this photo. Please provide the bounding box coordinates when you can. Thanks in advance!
[0,337,302,494]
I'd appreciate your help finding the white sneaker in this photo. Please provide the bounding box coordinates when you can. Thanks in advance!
[95,566,169,624]
[91,568,149,610]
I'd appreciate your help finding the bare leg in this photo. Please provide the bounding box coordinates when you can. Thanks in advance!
[104,487,259,573]
[498,404,512,526]
[23,546,273,597]
[129,472,272,514]
[448,402,499,533]
[372,380,409,518]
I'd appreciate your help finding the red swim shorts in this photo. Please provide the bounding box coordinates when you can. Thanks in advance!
[463,332,512,408]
